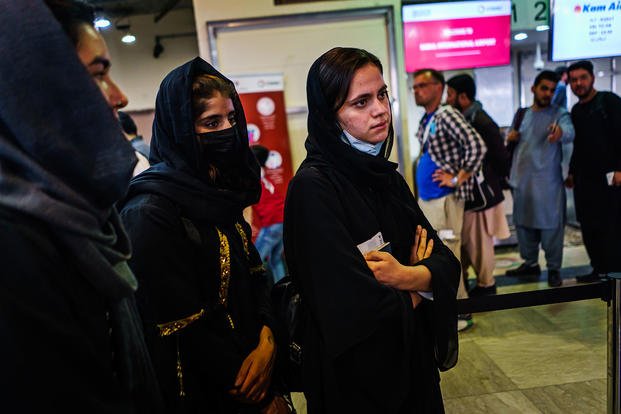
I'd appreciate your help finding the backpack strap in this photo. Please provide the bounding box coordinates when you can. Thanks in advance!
[511,107,528,131]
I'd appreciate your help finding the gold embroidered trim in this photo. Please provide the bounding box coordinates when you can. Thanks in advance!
[235,222,249,257]
[176,336,185,397]
[226,312,235,330]
[217,228,232,308]
[250,264,266,274]
[157,309,205,337]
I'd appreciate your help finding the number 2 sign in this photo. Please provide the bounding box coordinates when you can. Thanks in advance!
[512,0,549,30]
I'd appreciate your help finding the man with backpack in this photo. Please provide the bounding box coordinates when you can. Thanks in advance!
[446,74,511,297]
[505,70,574,287]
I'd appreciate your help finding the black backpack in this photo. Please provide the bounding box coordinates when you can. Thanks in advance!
[504,107,528,189]
[271,275,304,392]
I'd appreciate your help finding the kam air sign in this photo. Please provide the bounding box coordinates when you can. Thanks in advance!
[575,2,621,12]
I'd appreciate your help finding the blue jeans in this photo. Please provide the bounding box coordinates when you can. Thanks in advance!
[254,223,285,283]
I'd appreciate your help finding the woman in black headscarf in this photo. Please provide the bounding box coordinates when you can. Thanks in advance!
[0,0,161,412]
[284,47,460,413]
[120,58,289,413]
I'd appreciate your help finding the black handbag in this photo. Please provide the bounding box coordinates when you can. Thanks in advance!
[465,169,495,212]
[271,275,304,392]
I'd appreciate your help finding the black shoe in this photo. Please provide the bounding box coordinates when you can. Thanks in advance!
[468,284,497,297]
[576,272,603,283]
[506,263,541,278]
[548,270,562,287]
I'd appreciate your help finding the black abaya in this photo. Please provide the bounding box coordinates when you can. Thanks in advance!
[283,54,460,413]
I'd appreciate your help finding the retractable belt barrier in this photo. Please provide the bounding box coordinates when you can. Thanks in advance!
[456,273,621,414]
[457,281,608,315]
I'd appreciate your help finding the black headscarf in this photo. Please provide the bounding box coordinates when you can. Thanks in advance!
[127,57,260,222]
[0,0,161,405]
[0,0,137,300]
[304,51,397,189]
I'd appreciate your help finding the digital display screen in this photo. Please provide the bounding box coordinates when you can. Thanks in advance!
[550,0,621,61]
[402,0,512,72]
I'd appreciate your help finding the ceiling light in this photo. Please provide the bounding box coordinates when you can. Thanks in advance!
[94,17,111,29]
[536,25,550,31]
[514,32,528,41]
[121,33,136,44]
[598,71,605,77]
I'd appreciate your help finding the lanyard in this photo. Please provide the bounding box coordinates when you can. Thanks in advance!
[421,106,445,150]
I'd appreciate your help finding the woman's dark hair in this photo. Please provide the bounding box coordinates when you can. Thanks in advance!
[533,70,559,87]
[44,0,95,46]
[317,47,383,112]
[192,74,236,119]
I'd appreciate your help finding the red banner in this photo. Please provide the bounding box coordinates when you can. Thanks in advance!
[232,74,293,196]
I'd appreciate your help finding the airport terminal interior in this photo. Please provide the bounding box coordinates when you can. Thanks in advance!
[6,0,620,412]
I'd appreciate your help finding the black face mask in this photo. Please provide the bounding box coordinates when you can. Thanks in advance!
[196,127,241,162]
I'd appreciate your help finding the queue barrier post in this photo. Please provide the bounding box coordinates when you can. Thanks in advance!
[607,273,621,414]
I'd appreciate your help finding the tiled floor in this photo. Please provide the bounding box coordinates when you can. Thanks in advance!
[444,242,608,413]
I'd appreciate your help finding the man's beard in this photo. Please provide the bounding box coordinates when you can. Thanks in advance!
[535,97,550,107]
[574,85,593,99]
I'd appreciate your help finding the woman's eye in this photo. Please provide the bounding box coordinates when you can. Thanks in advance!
[93,72,106,81]
[205,120,219,129]
[379,90,388,99]
[353,99,367,108]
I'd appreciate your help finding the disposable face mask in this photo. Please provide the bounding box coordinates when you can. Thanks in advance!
[341,129,383,156]
[196,127,240,161]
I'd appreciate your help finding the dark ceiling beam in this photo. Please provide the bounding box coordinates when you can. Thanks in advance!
[154,0,181,22]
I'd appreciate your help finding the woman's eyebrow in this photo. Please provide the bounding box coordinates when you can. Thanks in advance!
[347,93,371,103]
[88,56,110,70]
[347,85,388,103]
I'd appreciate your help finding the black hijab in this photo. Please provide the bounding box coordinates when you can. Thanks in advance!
[0,1,161,405]
[304,50,397,189]
[127,57,260,222]
[0,0,137,300]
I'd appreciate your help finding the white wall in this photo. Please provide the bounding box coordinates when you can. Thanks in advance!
[101,8,199,111]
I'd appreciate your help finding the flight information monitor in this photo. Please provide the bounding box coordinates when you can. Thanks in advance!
[550,0,621,61]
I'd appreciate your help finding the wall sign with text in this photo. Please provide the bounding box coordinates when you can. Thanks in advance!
[230,74,294,197]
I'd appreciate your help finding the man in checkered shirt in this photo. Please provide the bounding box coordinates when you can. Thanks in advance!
[413,69,486,331]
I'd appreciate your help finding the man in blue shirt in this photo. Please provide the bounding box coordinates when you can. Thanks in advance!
[413,69,486,331]
[552,66,568,108]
